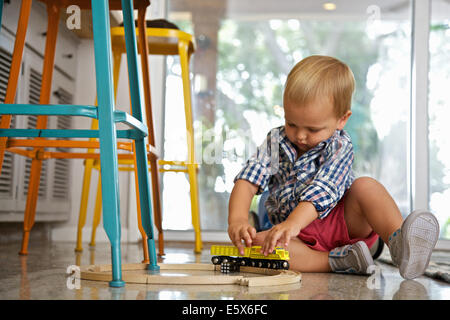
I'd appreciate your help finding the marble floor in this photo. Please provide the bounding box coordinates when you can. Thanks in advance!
[0,240,449,300]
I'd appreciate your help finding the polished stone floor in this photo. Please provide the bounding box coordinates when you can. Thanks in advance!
[0,240,449,300]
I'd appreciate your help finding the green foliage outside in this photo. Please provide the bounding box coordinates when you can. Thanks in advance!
[166,17,450,238]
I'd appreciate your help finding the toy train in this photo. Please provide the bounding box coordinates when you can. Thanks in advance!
[210,245,290,273]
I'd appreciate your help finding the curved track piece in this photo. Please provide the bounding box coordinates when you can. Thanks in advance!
[80,263,301,287]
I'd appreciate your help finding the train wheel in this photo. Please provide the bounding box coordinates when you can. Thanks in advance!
[282,261,289,269]
[211,256,221,265]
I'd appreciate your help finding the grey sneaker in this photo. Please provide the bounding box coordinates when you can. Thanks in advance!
[388,210,440,280]
[328,241,375,275]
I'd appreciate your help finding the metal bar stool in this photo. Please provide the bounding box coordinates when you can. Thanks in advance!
[0,0,159,287]
[74,72,154,263]
[76,26,203,256]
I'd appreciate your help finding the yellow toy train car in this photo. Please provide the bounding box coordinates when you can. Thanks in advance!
[210,245,290,272]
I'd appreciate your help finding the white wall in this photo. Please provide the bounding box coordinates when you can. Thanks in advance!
[51,0,167,244]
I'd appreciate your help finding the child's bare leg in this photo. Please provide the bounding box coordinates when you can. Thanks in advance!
[286,238,331,272]
[343,177,403,244]
[344,177,439,279]
[253,231,331,272]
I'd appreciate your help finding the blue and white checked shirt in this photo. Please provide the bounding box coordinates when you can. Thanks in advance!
[234,126,354,224]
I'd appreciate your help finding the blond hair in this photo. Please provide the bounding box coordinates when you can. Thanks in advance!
[283,55,355,117]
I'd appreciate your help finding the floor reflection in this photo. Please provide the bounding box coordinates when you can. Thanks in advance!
[392,280,429,300]
[1,241,447,300]
[19,256,30,300]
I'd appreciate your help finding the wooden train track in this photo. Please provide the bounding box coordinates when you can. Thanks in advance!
[80,263,301,287]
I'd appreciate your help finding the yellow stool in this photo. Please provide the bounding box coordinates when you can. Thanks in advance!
[75,27,202,257]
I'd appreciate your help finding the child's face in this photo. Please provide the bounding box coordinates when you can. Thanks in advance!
[284,98,351,154]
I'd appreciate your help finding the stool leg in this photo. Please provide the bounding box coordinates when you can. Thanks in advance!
[75,158,95,252]
[21,2,59,255]
[151,155,165,256]
[112,47,150,262]
[76,111,100,252]
[122,0,158,271]
[0,0,31,174]
[132,152,150,263]
[87,38,120,249]
[179,40,202,253]
[91,0,124,287]
[0,0,3,30]
[87,41,122,249]
[188,164,202,253]
[137,6,164,257]
[89,174,102,247]
[20,160,43,255]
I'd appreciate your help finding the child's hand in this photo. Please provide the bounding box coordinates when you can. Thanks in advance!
[261,220,300,256]
[228,222,257,255]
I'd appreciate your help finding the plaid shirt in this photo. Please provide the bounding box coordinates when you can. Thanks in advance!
[234,126,354,223]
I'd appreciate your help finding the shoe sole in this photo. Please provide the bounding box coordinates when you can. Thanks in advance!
[399,210,440,280]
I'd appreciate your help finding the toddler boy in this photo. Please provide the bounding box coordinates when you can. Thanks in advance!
[228,55,439,279]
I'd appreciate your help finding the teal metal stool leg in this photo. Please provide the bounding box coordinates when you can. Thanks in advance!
[121,0,159,271]
[0,0,3,31]
[91,0,125,287]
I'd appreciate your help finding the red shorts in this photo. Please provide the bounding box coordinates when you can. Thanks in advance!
[297,196,379,252]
